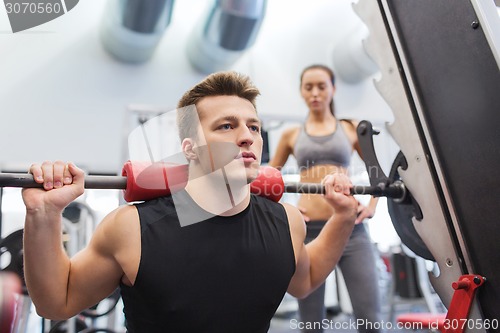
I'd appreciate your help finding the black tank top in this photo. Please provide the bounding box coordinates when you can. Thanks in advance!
[120,191,296,333]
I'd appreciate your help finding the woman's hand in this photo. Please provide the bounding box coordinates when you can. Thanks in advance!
[297,206,311,222]
[355,202,375,224]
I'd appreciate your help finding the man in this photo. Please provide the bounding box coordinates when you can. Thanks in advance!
[22,71,357,332]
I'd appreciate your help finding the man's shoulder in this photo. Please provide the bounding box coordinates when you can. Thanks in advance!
[251,194,283,208]
[250,195,289,219]
[250,196,302,223]
[133,195,180,224]
[279,203,306,235]
[279,202,302,219]
[134,195,177,211]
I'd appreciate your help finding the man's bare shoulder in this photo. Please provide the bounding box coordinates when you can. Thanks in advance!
[280,203,306,238]
[91,204,140,253]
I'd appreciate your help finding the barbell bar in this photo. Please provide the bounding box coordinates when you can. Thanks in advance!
[0,162,406,202]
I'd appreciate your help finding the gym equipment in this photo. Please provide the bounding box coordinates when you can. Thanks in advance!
[0,230,32,333]
[387,152,432,261]
[0,207,119,332]
[0,273,21,333]
[355,0,500,329]
[63,202,97,255]
[48,318,87,333]
[0,229,25,292]
[81,288,121,319]
[0,223,121,333]
[355,121,432,261]
[0,160,407,203]
[59,209,120,333]
[48,316,119,333]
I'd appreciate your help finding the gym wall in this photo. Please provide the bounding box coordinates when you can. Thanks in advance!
[0,0,394,174]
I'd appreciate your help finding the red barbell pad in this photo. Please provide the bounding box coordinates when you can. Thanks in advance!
[121,161,284,203]
[122,161,189,202]
[250,165,284,202]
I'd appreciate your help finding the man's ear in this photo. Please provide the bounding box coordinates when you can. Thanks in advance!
[182,138,198,161]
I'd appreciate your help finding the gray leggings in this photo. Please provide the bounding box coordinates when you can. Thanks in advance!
[298,222,383,333]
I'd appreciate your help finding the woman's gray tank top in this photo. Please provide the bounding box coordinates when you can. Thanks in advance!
[294,120,352,170]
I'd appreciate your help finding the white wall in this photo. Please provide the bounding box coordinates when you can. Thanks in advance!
[0,0,397,174]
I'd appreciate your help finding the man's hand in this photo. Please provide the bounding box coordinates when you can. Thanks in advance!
[321,173,357,219]
[22,161,85,215]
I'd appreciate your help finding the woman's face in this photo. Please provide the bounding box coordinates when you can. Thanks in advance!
[300,68,335,113]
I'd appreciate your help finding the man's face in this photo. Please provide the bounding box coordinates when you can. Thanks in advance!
[185,95,263,183]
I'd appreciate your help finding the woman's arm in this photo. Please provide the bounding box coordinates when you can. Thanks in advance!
[356,197,379,224]
[267,126,299,169]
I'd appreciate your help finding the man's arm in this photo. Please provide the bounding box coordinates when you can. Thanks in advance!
[285,173,357,298]
[22,161,127,320]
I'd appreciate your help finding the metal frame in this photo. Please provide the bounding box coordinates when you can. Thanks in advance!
[470,0,500,69]
[352,1,486,326]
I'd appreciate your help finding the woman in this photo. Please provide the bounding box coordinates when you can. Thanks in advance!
[269,64,382,333]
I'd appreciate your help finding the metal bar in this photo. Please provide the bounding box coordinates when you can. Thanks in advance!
[0,173,127,190]
[284,182,405,199]
[0,173,405,199]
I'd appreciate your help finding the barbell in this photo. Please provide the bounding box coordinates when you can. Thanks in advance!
[0,154,432,259]
[0,161,406,202]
